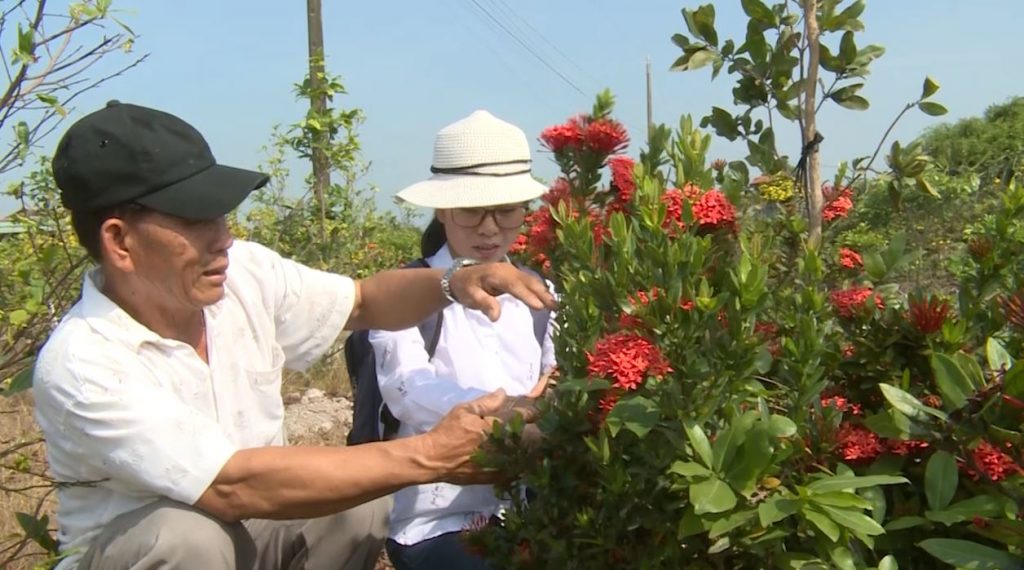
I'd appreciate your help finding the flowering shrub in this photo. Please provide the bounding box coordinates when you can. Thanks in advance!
[470,92,1024,569]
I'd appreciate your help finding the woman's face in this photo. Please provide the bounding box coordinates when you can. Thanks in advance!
[436,203,527,263]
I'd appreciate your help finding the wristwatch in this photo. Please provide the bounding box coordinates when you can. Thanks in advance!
[440,257,480,304]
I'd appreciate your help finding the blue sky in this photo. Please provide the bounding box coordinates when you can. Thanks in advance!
[3,0,1023,216]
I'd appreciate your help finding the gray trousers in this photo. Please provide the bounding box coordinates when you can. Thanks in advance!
[78,496,390,570]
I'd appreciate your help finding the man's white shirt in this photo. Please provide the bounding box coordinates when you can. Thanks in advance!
[33,240,355,569]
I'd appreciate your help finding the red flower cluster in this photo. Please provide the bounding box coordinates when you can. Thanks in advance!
[540,115,629,156]
[608,156,636,203]
[838,247,863,269]
[835,422,884,464]
[822,394,863,416]
[525,208,557,253]
[823,187,854,222]
[586,331,672,391]
[887,439,931,456]
[1004,290,1024,330]
[539,118,583,153]
[661,188,686,231]
[629,288,662,307]
[589,209,610,247]
[830,287,884,319]
[908,294,951,335]
[509,234,528,255]
[961,440,1024,482]
[584,119,630,155]
[692,190,736,230]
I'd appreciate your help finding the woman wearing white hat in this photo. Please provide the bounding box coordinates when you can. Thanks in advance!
[368,110,556,569]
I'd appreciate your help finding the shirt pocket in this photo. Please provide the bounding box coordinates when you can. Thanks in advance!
[245,343,285,389]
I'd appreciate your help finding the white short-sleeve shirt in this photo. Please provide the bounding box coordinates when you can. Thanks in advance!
[32,240,355,569]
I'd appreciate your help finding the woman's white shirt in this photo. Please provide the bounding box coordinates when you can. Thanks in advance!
[368,245,556,545]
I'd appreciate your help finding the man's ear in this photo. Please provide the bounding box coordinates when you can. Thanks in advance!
[99,217,135,272]
[435,209,449,225]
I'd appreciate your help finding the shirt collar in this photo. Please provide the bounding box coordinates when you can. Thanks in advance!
[78,268,165,349]
[426,244,512,269]
[426,244,455,269]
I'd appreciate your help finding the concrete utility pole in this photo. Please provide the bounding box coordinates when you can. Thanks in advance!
[306,0,329,238]
[646,57,654,143]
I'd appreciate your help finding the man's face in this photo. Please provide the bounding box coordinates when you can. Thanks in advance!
[119,210,234,310]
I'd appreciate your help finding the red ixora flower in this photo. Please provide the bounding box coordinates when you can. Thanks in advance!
[838,247,863,269]
[908,294,952,335]
[608,155,636,203]
[692,189,737,230]
[887,438,931,456]
[586,331,672,391]
[823,187,854,222]
[822,394,863,416]
[835,422,884,464]
[1003,290,1024,330]
[661,188,686,231]
[583,118,629,155]
[509,233,528,255]
[830,287,884,319]
[960,440,1024,482]
[540,118,583,153]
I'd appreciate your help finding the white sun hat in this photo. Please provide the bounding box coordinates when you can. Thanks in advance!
[395,110,548,209]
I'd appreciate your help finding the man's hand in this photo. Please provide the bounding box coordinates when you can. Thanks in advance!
[450,263,556,321]
[421,390,513,485]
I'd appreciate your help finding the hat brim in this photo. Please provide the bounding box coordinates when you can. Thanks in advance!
[135,164,269,220]
[396,173,548,209]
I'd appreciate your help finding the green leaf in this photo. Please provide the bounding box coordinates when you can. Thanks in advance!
[671,461,712,478]
[3,365,34,396]
[8,309,30,326]
[986,337,1014,372]
[818,504,886,537]
[918,538,1024,569]
[708,509,756,538]
[1005,362,1024,399]
[879,383,947,422]
[809,492,872,510]
[924,451,958,511]
[804,509,841,542]
[926,495,1005,525]
[877,554,898,570]
[691,477,737,514]
[953,352,987,390]
[885,516,929,531]
[806,474,909,494]
[604,395,659,438]
[862,251,887,280]
[685,421,714,468]
[921,76,940,99]
[682,4,718,47]
[767,415,797,437]
[839,31,857,65]
[712,413,755,472]
[758,496,801,527]
[915,176,940,198]
[930,353,972,408]
[740,0,776,25]
[835,95,870,111]
[830,544,857,570]
[15,512,56,552]
[917,101,948,116]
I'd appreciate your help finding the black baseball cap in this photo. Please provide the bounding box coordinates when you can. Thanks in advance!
[52,100,269,220]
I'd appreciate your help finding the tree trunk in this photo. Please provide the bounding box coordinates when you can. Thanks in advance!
[306,0,329,239]
[802,0,823,248]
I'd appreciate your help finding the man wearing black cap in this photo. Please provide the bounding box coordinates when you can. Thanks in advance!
[32,101,555,570]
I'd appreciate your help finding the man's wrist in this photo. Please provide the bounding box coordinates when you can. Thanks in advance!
[440,258,480,304]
